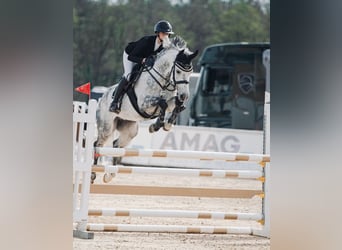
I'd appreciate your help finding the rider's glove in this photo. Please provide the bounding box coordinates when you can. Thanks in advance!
[144,56,155,68]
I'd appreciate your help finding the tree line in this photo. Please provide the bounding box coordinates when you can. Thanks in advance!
[74,0,269,101]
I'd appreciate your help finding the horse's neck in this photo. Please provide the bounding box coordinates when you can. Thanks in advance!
[136,49,177,91]
[154,49,177,73]
[132,49,178,110]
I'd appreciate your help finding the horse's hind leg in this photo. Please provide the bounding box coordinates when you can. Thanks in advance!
[103,119,138,183]
[96,119,117,146]
[116,119,139,148]
[92,118,117,183]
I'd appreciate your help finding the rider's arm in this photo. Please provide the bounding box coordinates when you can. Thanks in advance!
[127,36,156,64]
[127,37,149,64]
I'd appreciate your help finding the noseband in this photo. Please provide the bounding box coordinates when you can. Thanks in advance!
[144,60,192,91]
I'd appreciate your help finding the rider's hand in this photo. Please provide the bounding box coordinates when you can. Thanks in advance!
[144,56,155,68]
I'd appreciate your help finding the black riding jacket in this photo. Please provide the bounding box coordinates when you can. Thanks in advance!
[125,35,163,64]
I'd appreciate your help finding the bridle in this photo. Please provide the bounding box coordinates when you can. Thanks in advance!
[144,60,193,92]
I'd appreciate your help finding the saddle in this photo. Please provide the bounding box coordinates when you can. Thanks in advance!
[112,62,160,119]
[127,64,143,88]
[125,64,161,119]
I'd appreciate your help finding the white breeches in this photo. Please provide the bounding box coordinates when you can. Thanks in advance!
[123,51,136,79]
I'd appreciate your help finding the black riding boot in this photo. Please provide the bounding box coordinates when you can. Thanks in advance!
[109,77,128,114]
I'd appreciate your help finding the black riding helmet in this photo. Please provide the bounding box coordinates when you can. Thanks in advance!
[154,20,174,34]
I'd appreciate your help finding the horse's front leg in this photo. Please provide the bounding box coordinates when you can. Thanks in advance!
[149,98,168,133]
[163,97,186,131]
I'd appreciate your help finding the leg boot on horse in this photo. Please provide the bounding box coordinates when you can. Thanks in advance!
[109,77,128,114]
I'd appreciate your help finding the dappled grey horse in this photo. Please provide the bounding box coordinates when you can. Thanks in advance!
[93,36,198,182]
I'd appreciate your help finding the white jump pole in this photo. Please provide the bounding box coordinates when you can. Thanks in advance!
[88,208,263,222]
[87,224,254,234]
[95,147,270,163]
[92,165,264,180]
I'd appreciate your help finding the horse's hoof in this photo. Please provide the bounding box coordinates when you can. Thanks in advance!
[163,123,172,131]
[149,124,155,133]
[103,173,115,183]
[91,172,96,184]
[94,154,98,165]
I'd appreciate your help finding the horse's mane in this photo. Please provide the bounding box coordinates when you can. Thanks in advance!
[156,36,189,61]
[171,36,187,50]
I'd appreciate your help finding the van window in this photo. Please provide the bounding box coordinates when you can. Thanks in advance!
[202,67,233,95]
[190,43,269,130]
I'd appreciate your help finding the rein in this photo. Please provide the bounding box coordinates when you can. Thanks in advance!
[144,61,192,92]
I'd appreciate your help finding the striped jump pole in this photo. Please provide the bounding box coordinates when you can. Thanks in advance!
[88,208,263,222]
[87,224,254,234]
[92,165,264,181]
[95,147,270,163]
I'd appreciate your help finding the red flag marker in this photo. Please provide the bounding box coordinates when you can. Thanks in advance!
[75,82,91,96]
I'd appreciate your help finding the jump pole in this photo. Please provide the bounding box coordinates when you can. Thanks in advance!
[87,224,254,234]
[88,208,263,221]
[92,165,264,180]
[95,147,270,163]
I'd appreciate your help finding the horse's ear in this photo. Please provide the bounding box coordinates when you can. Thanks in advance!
[188,49,199,60]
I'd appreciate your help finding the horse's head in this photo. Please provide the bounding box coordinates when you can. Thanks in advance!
[152,36,198,102]
[163,36,198,102]
[173,48,198,102]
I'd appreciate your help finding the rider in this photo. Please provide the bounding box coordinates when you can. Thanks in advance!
[109,20,174,114]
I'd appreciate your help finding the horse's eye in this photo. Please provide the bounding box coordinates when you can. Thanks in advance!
[176,70,181,74]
